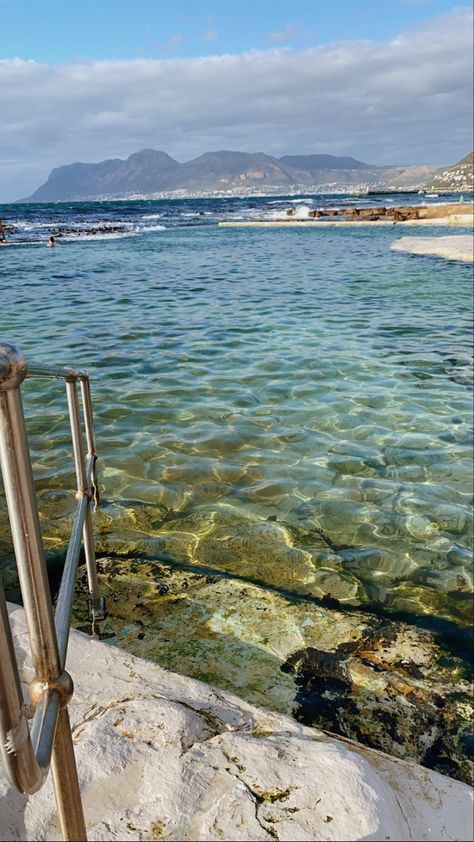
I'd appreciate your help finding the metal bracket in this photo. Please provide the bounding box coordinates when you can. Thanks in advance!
[88,596,106,621]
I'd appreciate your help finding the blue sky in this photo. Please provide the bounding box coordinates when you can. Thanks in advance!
[0,1,472,200]
[1,0,469,62]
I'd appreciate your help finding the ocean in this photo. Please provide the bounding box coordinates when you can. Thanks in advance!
[0,193,473,779]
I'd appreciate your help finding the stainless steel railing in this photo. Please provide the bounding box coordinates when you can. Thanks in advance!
[0,341,104,841]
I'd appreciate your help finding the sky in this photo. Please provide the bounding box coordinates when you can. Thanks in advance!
[0,0,473,200]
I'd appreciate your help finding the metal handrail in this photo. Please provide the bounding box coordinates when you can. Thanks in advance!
[0,341,105,841]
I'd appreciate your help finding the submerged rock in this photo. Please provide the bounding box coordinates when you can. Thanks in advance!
[2,482,471,627]
[72,554,473,784]
[282,623,473,784]
[2,493,472,781]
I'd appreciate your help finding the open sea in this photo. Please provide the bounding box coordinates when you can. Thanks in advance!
[1,192,473,778]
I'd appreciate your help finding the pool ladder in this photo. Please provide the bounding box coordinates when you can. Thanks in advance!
[0,341,105,841]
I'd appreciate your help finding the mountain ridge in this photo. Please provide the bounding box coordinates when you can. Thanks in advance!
[19,148,455,202]
[426,151,474,193]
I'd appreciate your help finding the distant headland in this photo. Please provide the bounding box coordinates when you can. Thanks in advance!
[18,149,473,203]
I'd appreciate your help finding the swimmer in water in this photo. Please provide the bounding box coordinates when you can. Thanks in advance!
[47,236,56,248]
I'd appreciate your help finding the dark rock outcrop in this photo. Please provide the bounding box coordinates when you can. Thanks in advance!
[285,202,472,222]
[282,622,473,783]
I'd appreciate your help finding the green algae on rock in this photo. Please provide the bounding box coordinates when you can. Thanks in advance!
[71,553,473,785]
[1,483,472,782]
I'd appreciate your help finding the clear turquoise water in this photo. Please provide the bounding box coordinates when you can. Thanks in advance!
[0,198,472,640]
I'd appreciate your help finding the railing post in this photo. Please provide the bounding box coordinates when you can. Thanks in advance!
[79,376,100,507]
[65,378,102,617]
[0,585,43,794]
[0,345,61,683]
[51,708,87,842]
[0,342,87,841]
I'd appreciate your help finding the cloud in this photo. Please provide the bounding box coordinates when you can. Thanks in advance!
[201,29,218,43]
[155,34,185,51]
[0,8,472,201]
[265,24,301,43]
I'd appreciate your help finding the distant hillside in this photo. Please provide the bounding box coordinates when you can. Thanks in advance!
[171,151,291,190]
[24,150,180,202]
[20,149,445,202]
[279,154,373,172]
[426,151,474,192]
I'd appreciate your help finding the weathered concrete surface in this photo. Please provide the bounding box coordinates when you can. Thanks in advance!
[1,603,472,842]
[391,235,474,262]
[218,214,473,227]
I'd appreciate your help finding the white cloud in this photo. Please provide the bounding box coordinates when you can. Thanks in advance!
[155,33,185,51]
[265,24,301,43]
[0,8,472,201]
[201,29,218,43]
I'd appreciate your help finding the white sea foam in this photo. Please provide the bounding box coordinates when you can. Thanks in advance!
[60,231,135,241]
[67,222,137,232]
[236,202,318,222]
[291,204,315,218]
[256,204,315,221]
[14,221,54,230]
[141,213,163,220]
[140,224,167,232]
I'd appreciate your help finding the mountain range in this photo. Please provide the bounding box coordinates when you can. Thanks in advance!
[20,149,460,202]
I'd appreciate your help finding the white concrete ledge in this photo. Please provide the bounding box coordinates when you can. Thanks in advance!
[218,214,474,227]
[391,235,474,262]
[1,603,473,841]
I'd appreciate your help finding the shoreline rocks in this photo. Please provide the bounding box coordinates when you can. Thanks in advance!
[218,201,473,226]
[287,202,473,222]
[2,602,473,842]
[71,554,474,785]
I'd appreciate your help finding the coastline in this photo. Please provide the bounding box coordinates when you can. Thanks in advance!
[2,602,473,842]
[218,214,474,227]
[1,194,473,839]
[219,201,474,228]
